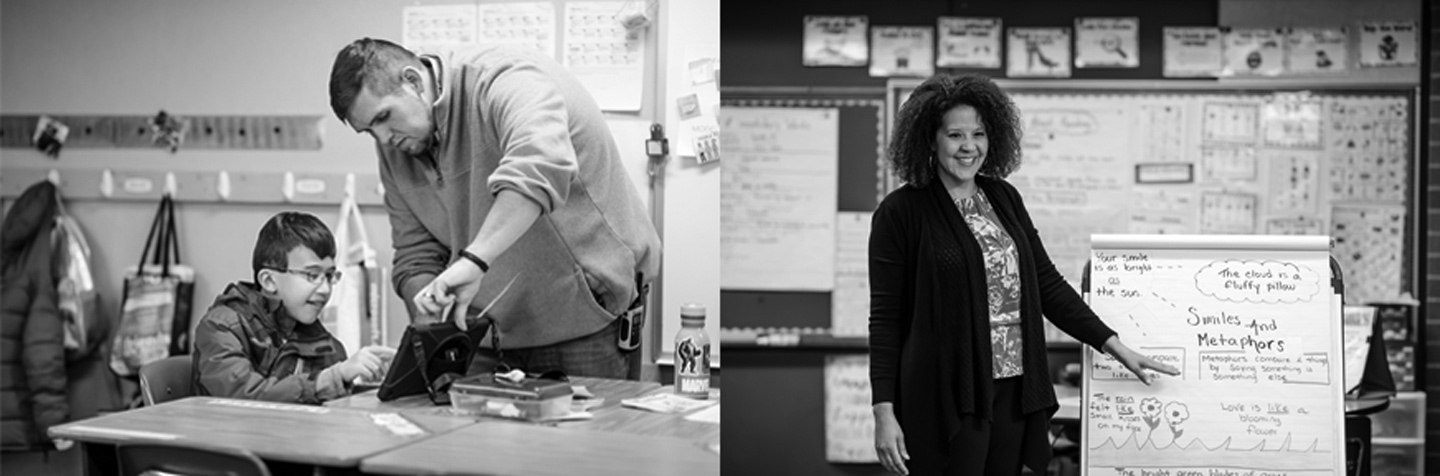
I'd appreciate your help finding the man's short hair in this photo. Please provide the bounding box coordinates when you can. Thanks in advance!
[328,38,423,124]
[252,211,336,282]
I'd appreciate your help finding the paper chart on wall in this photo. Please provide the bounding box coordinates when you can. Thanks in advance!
[1199,191,1256,234]
[720,107,838,291]
[1331,204,1405,303]
[562,1,645,111]
[1084,234,1343,475]
[1132,102,1188,163]
[1326,97,1408,203]
[1130,188,1196,235]
[478,2,557,58]
[1200,146,1257,183]
[833,212,872,337]
[824,355,879,463]
[1265,151,1320,215]
[1201,102,1259,145]
[402,4,478,57]
[1262,96,1323,150]
[1267,216,1327,236]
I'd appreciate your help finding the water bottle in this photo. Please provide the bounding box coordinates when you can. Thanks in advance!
[674,303,710,399]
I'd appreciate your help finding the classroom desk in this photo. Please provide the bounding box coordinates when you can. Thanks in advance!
[360,421,719,476]
[326,378,719,443]
[332,378,720,475]
[48,396,476,469]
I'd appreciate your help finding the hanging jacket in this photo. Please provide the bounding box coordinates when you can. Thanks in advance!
[1,181,69,451]
[191,282,351,404]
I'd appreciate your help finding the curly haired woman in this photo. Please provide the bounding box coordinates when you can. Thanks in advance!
[868,73,1179,476]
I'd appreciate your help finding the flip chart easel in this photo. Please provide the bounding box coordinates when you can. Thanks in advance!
[1082,234,1344,476]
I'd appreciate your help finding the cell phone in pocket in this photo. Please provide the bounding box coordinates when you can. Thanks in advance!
[617,283,649,351]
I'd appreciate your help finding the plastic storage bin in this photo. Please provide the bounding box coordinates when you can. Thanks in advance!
[1370,441,1422,476]
[1370,391,1424,439]
[448,374,574,421]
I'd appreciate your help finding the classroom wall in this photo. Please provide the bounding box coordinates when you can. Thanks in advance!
[1421,0,1437,472]
[0,0,665,355]
[720,0,1424,475]
[0,0,402,350]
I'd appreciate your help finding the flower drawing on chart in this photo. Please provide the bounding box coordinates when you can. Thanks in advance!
[1164,401,1191,440]
[1139,397,1162,431]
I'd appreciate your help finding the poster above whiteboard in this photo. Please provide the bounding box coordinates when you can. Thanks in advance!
[937,17,1001,68]
[1074,17,1139,68]
[1007,27,1071,77]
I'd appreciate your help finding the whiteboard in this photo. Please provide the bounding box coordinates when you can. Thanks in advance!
[1083,234,1344,475]
[885,82,1415,305]
[719,107,838,291]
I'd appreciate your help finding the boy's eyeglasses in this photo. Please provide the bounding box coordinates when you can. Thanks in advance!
[268,268,343,285]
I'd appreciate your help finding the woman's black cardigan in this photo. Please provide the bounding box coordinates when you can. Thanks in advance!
[868,176,1117,474]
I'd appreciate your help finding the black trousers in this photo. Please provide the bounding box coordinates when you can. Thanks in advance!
[945,376,1026,476]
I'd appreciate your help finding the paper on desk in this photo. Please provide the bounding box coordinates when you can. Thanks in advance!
[538,410,594,422]
[683,404,719,424]
[369,413,427,438]
[621,393,718,414]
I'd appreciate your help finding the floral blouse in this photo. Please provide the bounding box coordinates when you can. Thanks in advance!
[954,189,1024,379]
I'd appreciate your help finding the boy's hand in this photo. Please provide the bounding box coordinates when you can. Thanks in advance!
[339,345,397,382]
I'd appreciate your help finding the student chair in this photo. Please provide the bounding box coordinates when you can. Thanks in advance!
[138,355,193,406]
[117,442,271,476]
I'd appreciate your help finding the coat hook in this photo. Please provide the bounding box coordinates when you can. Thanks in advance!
[282,172,296,202]
[100,169,114,198]
[217,171,231,201]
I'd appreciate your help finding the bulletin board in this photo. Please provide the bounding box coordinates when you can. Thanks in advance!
[886,80,1418,306]
[718,96,886,331]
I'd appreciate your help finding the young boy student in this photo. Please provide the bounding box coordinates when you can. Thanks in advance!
[192,211,395,403]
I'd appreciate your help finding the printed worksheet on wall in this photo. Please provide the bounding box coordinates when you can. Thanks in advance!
[562,1,645,111]
[478,2,557,58]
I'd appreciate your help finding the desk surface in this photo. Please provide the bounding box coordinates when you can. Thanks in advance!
[330,378,719,443]
[360,421,720,476]
[49,397,474,467]
[563,385,720,443]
